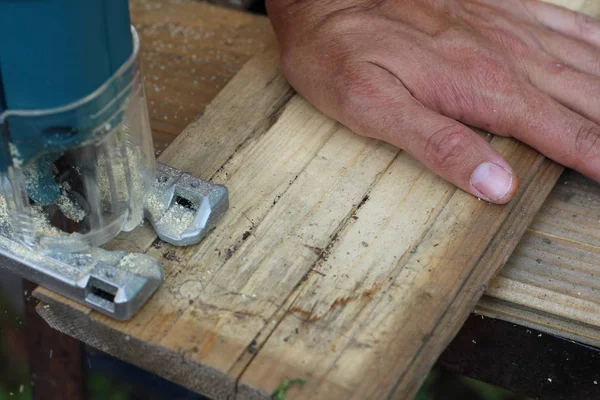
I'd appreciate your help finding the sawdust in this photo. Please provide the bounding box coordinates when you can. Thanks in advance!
[118,253,144,273]
[145,189,169,219]
[56,194,86,223]
[8,144,23,167]
[117,252,161,278]
[30,205,64,238]
[0,232,48,265]
[0,145,147,245]
[0,195,61,262]
[158,203,194,237]
[97,149,131,202]
[0,193,8,220]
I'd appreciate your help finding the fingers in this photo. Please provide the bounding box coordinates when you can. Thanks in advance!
[407,119,518,204]
[522,56,600,125]
[503,87,600,182]
[534,29,600,77]
[335,64,518,203]
[523,0,600,48]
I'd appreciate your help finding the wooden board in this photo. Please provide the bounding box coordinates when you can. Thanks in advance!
[31,0,600,399]
[479,170,600,348]
[132,0,274,153]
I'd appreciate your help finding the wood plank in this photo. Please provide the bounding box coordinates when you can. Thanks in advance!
[235,145,561,399]
[481,169,600,347]
[32,1,600,399]
[35,105,562,400]
[132,0,274,148]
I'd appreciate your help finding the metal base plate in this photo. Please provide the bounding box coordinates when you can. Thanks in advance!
[0,224,163,320]
[0,163,229,320]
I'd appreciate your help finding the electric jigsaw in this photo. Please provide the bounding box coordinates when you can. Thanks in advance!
[0,0,228,319]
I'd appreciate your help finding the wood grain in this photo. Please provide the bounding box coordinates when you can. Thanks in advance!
[131,0,274,154]
[480,170,600,347]
[235,135,562,399]
[32,1,600,399]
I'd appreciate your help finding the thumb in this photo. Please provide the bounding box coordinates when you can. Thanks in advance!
[335,66,519,203]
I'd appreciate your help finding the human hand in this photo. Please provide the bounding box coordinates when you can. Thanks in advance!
[266,0,600,204]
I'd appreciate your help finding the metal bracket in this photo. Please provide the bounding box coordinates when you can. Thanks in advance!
[0,234,163,320]
[145,163,229,247]
[0,163,229,320]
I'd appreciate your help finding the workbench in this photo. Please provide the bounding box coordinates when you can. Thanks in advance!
[27,0,600,399]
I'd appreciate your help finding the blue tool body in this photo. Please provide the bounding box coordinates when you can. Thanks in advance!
[0,1,230,321]
[0,0,133,204]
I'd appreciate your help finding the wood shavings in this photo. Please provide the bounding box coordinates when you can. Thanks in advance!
[30,205,64,238]
[55,194,86,223]
[158,203,194,237]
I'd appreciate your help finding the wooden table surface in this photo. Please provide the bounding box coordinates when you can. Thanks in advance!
[31,0,600,399]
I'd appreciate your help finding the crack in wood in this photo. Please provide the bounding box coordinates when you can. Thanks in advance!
[229,149,401,395]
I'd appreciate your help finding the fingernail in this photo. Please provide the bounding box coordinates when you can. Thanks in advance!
[470,162,513,202]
